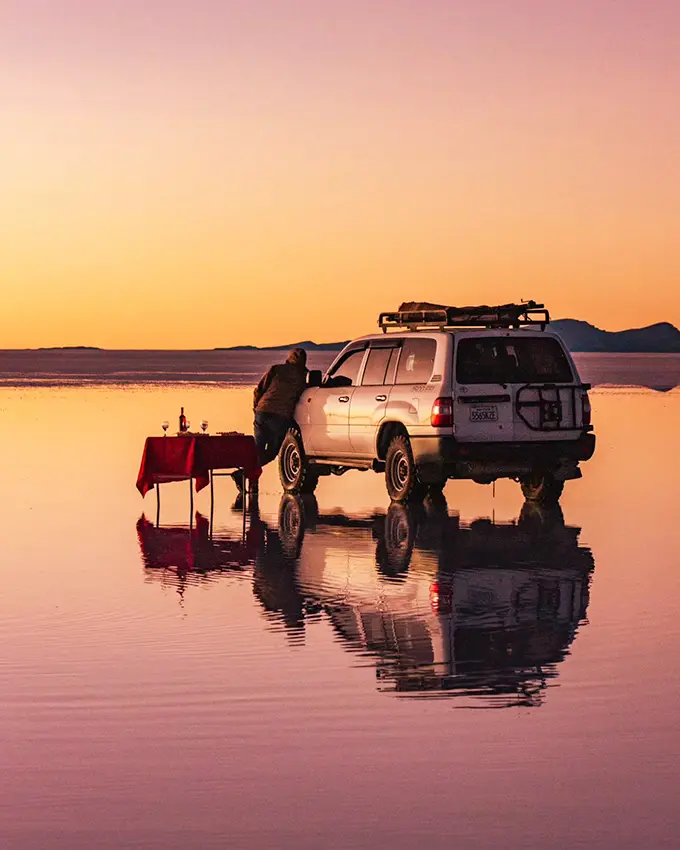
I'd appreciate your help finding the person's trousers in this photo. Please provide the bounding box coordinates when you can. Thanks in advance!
[254,412,291,467]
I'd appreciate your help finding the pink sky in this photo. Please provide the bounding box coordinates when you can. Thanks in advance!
[1,1,679,346]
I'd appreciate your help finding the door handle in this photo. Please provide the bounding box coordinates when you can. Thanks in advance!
[375,394,387,402]
[338,396,350,403]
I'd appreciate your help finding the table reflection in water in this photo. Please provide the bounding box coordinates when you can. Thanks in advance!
[136,495,594,707]
[136,513,261,596]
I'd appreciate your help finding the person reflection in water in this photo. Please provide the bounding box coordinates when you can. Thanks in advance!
[251,495,318,643]
[233,347,308,497]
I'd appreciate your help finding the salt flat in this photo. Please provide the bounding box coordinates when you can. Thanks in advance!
[1,350,679,390]
[0,363,679,850]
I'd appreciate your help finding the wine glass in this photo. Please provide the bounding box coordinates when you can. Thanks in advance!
[185,420,191,432]
[162,420,169,435]
[201,420,208,434]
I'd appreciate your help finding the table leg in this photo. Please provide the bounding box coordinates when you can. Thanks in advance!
[155,481,161,527]
[189,477,194,518]
[209,471,215,539]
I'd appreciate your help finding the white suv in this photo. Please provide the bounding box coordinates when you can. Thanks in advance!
[278,302,595,504]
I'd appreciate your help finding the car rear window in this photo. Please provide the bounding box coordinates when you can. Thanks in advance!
[456,337,573,384]
[395,339,436,384]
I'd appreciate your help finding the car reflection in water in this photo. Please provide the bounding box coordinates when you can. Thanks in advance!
[137,495,594,707]
[276,496,594,708]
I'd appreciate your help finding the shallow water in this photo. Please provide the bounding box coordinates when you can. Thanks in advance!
[1,366,679,849]
[1,350,679,390]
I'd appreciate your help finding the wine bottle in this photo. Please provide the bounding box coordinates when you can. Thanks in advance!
[179,407,187,432]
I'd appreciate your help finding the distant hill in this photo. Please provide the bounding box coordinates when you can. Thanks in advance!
[37,346,102,351]
[551,320,680,353]
[215,322,680,354]
[216,340,349,352]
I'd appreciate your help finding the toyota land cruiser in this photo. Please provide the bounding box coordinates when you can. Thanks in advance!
[278,302,595,504]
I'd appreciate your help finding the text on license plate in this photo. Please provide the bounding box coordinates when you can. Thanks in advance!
[470,405,498,422]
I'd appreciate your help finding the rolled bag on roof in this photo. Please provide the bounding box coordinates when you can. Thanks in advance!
[397,301,449,323]
[396,301,497,325]
[396,302,543,326]
[399,301,448,312]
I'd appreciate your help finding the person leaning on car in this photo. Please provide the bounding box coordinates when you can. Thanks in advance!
[234,347,308,492]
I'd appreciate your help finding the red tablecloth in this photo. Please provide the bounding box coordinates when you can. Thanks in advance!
[136,435,262,496]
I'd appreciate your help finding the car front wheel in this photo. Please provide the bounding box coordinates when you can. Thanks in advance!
[279,430,319,494]
[385,434,426,503]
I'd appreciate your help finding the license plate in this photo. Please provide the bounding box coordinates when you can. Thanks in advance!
[470,405,498,422]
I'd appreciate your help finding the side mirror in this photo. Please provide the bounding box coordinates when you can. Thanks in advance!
[330,375,353,387]
[307,369,323,388]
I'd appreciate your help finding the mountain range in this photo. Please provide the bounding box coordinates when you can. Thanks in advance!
[550,320,680,353]
[216,320,680,353]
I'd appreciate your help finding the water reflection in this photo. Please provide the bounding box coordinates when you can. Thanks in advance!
[283,497,593,707]
[137,495,594,707]
[381,501,593,706]
[251,499,324,643]
[136,514,259,598]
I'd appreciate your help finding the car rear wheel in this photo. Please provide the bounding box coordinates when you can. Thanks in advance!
[385,435,426,503]
[279,430,319,494]
[520,471,564,504]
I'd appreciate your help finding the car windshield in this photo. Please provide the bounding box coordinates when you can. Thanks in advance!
[456,336,573,384]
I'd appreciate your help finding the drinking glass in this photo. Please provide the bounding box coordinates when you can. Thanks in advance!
[162,420,169,435]
[201,420,208,433]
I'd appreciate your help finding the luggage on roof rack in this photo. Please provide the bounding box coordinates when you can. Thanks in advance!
[378,300,550,332]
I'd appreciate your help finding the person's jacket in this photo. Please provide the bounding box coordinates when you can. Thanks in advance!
[253,350,307,418]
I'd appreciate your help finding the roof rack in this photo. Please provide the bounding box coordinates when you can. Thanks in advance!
[378,300,550,332]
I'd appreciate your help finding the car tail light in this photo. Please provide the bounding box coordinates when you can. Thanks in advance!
[431,397,453,427]
[581,390,591,426]
[430,580,453,614]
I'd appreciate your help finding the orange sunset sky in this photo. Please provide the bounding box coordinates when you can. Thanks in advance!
[1,0,679,349]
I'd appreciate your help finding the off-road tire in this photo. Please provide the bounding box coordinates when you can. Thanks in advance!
[279,430,319,494]
[385,434,426,503]
[375,502,420,576]
[520,471,564,505]
[277,494,306,560]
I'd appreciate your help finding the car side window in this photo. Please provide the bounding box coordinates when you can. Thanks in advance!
[384,347,400,385]
[395,339,436,384]
[361,347,395,386]
[326,349,366,387]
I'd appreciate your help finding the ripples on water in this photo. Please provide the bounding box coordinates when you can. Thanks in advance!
[137,498,594,710]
